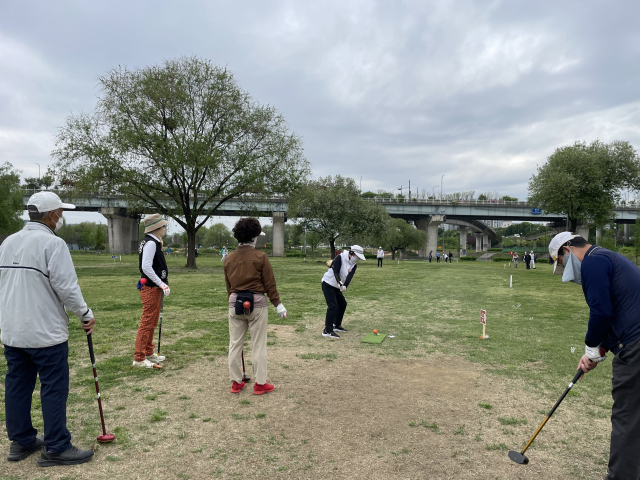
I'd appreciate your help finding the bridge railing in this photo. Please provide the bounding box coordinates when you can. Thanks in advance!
[362,197,640,208]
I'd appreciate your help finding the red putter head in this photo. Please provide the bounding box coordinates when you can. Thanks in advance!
[97,433,115,443]
[140,278,147,285]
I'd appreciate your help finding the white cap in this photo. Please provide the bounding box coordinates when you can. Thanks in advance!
[349,245,366,261]
[548,232,580,275]
[27,191,75,213]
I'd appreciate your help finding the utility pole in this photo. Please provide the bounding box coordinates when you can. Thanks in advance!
[441,175,444,201]
[35,163,40,179]
[409,180,411,201]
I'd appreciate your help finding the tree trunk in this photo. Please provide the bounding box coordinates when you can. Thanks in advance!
[330,238,336,259]
[186,227,197,268]
[569,217,578,233]
[391,248,396,260]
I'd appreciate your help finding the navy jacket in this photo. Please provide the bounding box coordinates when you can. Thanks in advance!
[581,246,640,354]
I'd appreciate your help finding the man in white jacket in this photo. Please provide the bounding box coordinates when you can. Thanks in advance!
[321,246,366,339]
[0,192,95,466]
[377,247,384,268]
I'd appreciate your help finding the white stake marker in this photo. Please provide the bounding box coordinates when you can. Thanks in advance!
[510,275,513,288]
[479,309,489,339]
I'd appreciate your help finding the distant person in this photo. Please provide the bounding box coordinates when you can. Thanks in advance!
[221,246,228,262]
[224,218,284,395]
[443,253,448,263]
[195,247,199,258]
[134,214,170,370]
[531,251,536,269]
[513,253,518,268]
[549,232,640,478]
[429,251,433,263]
[436,251,441,263]
[321,246,366,339]
[448,251,453,263]
[0,192,95,466]
[524,252,531,269]
[377,247,384,268]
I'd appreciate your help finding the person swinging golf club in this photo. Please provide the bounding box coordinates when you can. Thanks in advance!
[133,214,170,369]
[549,231,640,479]
[224,218,286,395]
[321,245,366,339]
[0,192,94,466]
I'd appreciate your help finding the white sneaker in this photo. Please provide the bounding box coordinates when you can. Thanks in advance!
[132,359,162,369]
[147,353,166,363]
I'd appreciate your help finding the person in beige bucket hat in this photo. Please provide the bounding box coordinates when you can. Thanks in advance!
[133,214,170,369]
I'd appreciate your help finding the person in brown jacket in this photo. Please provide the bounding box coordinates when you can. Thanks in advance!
[224,218,287,395]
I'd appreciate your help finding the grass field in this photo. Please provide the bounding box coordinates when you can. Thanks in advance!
[0,254,614,479]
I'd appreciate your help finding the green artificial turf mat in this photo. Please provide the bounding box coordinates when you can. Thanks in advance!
[361,332,387,344]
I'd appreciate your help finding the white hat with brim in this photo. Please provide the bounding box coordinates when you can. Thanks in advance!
[350,245,366,261]
[27,191,75,213]
[549,232,580,275]
[144,214,169,234]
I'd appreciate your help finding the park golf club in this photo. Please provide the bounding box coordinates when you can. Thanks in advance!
[241,300,251,382]
[508,368,583,464]
[84,321,115,443]
[157,294,164,354]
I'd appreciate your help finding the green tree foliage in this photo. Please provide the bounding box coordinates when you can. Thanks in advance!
[287,175,389,258]
[0,163,25,237]
[94,225,106,250]
[377,218,426,259]
[306,231,322,258]
[52,56,310,268]
[635,218,640,265]
[203,223,235,248]
[528,140,640,232]
[57,222,106,249]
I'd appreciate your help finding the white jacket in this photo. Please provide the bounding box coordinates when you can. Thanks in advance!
[377,249,384,258]
[0,222,94,348]
[322,251,357,288]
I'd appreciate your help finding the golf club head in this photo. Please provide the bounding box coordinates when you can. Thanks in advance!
[242,375,251,382]
[97,433,116,443]
[508,450,529,464]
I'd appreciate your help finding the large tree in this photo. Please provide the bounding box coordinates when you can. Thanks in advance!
[375,218,426,260]
[203,223,235,248]
[287,175,389,257]
[528,140,640,232]
[53,57,309,267]
[0,162,25,238]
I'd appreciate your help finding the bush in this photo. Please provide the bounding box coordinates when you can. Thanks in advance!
[492,257,513,262]
[170,243,182,249]
[285,251,306,258]
[487,248,502,252]
[364,253,377,259]
[459,257,477,261]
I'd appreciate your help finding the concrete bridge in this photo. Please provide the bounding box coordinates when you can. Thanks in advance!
[23,192,640,255]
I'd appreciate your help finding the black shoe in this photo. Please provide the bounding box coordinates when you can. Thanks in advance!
[37,445,94,467]
[322,330,340,339]
[333,325,347,333]
[8,435,44,461]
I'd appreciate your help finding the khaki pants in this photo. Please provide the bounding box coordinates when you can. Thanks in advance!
[228,307,268,385]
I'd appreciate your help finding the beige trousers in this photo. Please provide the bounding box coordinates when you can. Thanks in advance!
[228,307,268,385]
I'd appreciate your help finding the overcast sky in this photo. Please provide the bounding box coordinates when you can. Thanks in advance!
[3,1,640,228]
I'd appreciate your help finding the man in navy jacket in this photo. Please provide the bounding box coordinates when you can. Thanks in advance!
[550,232,640,480]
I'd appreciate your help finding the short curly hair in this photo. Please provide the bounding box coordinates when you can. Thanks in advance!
[233,217,262,243]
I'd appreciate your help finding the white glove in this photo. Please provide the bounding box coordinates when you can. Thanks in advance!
[585,345,606,363]
[276,303,287,319]
[339,282,347,293]
[159,282,171,297]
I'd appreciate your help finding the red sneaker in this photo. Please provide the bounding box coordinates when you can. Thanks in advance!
[253,382,275,395]
[230,381,245,393]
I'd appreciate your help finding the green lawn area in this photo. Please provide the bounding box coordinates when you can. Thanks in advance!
[0,253,613,479]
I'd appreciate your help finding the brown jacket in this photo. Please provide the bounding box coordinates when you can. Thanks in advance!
[223,245,281,306]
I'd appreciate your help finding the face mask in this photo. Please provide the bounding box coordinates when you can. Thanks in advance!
[52,212,64,233]
[562,250,582,285]
[349,254,359,265]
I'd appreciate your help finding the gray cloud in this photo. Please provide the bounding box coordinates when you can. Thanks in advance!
[3,0,640,204]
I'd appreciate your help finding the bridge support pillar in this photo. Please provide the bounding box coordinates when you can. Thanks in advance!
[416,215,444,257]
[482,234,489,251]
[596,227,601,245]
[459,228,467,254]
[474,233,483,252]
[576,225,590,240]
[624,224,630,243]
[272,211,285,257]
[101,208,140,255]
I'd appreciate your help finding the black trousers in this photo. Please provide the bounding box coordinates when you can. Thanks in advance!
[377,258,383,267]
[322,281,347,333]
[4,342,72,454]
[606,337,640,479]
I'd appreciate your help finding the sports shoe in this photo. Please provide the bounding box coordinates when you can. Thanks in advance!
[8,435,44,461]
[322,330,340,339]
[230,381,245,393]
[333,325,347,333]
[37,445,94,467]
[253,382,275,395]
[147,353,166,363]
[132,359,162,369]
